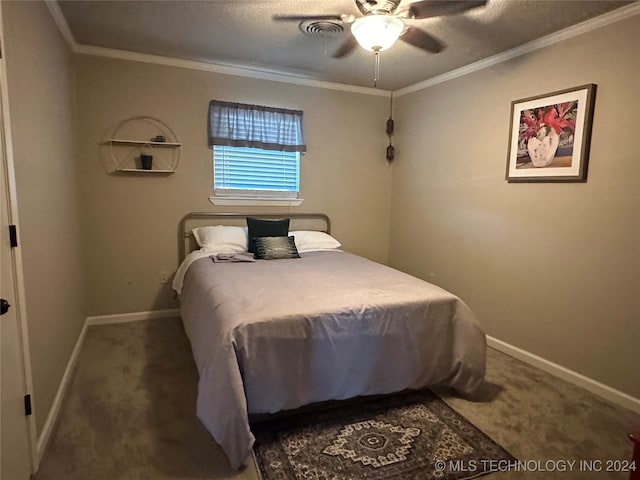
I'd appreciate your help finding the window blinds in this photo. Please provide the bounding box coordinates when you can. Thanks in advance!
[213,146,299,196]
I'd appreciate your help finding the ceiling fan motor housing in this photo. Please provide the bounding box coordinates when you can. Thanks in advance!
[357,0,402,15]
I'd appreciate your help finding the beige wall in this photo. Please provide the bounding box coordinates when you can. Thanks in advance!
[3,1,86,434]
[74,56,392,315]
[389,15,640,398]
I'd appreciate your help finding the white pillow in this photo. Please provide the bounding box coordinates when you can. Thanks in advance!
[290,230,341,253]
[192,226,248,254]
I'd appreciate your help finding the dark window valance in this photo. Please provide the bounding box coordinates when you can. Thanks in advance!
[208,100,306,153]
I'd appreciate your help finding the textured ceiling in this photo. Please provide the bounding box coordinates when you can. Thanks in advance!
[58,0,633,90]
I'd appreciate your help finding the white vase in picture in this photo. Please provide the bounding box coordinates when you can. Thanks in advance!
[527,127,559,167]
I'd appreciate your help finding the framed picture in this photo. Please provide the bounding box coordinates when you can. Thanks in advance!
[506,84,597,182]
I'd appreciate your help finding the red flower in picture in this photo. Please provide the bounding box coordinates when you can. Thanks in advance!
[518,101,577,147]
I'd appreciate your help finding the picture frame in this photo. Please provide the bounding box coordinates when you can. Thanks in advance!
[506,83,597,183]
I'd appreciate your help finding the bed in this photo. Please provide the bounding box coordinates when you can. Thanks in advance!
[173,212,486,470]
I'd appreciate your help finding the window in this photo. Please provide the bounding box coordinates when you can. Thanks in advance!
[207,100,306,204]
[213,145,300,199]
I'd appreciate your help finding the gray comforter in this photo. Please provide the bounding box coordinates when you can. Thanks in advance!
[179,251,486,470]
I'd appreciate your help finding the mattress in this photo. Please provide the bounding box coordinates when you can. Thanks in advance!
[177,250,486,469]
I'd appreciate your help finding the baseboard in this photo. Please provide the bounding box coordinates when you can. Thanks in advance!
[486,335,640,414]
[35,308,181,467]
[36,319,89,465]
[86,308,180,325]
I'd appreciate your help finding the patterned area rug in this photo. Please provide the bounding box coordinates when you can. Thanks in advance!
[252,389,515,480]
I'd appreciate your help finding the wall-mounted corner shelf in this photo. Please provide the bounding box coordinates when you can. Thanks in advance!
[116,168,176,173]
[107,139,182,148]
[104,116,181,174]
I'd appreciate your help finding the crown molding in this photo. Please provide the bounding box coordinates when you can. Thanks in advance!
[44,0,77,50]
[395,1,640,97]
[44,0,639,98]
[44,0,389,96]
[73,44,391,97]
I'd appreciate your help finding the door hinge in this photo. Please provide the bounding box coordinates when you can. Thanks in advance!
[24,394,32,416]
[9,225,17,247]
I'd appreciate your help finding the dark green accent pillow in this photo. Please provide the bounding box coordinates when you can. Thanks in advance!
[253,236,300,260]
[246,217,290,253]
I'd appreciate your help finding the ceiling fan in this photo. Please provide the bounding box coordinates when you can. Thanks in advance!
[273,0,488,58]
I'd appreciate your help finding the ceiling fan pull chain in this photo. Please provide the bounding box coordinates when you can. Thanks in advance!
[373,50,380,88]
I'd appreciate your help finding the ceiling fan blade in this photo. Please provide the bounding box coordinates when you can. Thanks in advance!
[400,26,445,53]
[272,14,346,22]
[332,36,359,59]
[407,0,487,19]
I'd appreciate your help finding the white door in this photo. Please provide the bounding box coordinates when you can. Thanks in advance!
[0,62,32,480]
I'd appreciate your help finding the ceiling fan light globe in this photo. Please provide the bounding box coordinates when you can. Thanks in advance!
[351,15,404,52]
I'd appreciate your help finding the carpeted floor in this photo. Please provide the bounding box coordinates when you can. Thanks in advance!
[34,317,639,480]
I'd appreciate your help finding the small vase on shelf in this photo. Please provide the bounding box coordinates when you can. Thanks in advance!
[140,154,153,170]
[139,144,153,170]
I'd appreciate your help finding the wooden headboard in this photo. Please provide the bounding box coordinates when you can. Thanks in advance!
[178,212,331,263]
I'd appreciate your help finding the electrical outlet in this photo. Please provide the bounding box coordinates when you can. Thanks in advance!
[159,271,169,284]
